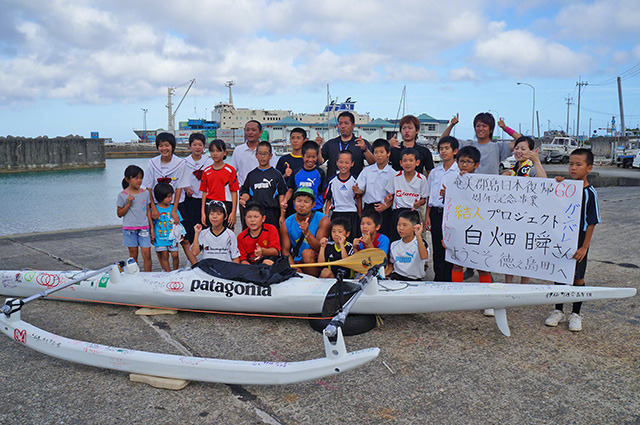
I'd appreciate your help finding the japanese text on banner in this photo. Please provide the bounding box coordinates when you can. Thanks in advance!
[443,174,582,284]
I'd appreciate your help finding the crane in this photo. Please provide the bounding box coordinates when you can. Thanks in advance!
[167,79,196,133]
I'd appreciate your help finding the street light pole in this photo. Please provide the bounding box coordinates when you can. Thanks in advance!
[517,82,535,138]
[141,108,148,143]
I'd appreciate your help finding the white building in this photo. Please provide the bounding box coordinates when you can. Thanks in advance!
[265,113,450,146]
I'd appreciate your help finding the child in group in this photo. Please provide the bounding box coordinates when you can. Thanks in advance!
[544,148,600,332]
[353,209,390,255]
[200,139,239,229]
[354,138,395,237]
[318,217,355,279]
[178,133,213,261]
[277,128,307,217]
[501,135,547,284]
[239,141,288,228]
[116,165,153,272]
[324,150,361,240]
[142,132,194,263]
[237,202,281,265]
[383,147,429,242]
[284,140,327,212]
[152,183,185,271]
[440,146,497,316]
[425,136,459,282]
[192,201,240,262]
[386,210,429,281]
[276,127,306,184]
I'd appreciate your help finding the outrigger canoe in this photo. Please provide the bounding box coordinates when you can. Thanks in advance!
[1,250,636,385]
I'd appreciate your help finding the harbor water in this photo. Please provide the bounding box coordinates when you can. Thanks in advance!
[1,158,152,237]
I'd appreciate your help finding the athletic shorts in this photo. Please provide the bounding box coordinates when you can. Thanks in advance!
[122,229,151,248]
[574,251,588,280]
[154,244,179,253]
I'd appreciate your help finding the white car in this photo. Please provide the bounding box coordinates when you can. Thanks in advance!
[633,151,640,168]
[430,149,441,163]
[499,155,517,173]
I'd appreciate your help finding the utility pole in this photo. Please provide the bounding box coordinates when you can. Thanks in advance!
[565,94,574,135]
[576,77,588,141]
[617,76,625,138]
[547,119,551,132]
[536,111,540,139]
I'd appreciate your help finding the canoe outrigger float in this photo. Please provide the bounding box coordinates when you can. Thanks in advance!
[1,249,636,385]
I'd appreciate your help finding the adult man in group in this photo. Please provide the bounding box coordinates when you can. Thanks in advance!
[389,114,435,177]
[315,111,374,177]
[440,112,515,280]
[230,120,277,228]
[230,120,277,186]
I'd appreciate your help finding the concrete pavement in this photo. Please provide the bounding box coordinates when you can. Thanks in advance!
[0,187,638,425]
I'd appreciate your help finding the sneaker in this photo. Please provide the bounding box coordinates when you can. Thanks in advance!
[544,310,566,327]
[464,268,475,280]
[568,313,582,332]
[483,309,495,317]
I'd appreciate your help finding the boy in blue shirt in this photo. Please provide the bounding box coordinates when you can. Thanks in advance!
[545,148,601,332]
[284,140,326,212]
[353,209,390,255]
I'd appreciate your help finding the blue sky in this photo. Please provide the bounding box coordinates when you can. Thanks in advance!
[1,0,639,142]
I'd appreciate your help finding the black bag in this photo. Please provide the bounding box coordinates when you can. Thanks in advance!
[194,256,299,287]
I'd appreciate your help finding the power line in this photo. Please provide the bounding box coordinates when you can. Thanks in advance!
[590,62,640,86]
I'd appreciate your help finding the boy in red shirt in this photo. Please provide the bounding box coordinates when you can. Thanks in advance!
[237,203,281,265]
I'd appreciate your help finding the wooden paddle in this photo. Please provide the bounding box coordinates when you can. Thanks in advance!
[291,248,387,274]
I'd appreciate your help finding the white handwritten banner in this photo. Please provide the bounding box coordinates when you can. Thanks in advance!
[443,174,582,284]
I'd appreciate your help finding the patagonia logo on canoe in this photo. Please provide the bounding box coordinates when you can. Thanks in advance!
[190,280,272,298]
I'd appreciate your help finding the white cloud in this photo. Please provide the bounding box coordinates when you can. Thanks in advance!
[384,64,439,82]
[473,29,593,77]
[448,67,478,81]
[552,0,640,40]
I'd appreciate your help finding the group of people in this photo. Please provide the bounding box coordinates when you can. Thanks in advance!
[117,111,600,332]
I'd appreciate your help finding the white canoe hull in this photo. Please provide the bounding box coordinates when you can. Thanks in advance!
[1,268,635,315]
[0,309,379,385]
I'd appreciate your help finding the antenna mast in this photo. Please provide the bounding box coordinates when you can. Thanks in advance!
[226,80,235,106]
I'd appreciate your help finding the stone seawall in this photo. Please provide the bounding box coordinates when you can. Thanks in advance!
[104,142,191,158]
[0,136,105,173]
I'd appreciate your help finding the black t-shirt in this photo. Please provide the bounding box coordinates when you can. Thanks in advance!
[321,136,372,178]
[276,154,305,186]
[240,166,287,210]
[390,142,435,175]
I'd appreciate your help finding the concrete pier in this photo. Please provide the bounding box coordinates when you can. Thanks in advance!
[0,186,638,424]
[0,136,105,173]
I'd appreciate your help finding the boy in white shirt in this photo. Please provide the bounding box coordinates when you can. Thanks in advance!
[425,136,459,282]
[386,210,429,281]
[354,138,395,238]
[192,201,240,262]
[324,150,361,239]
[383,147,429,242]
